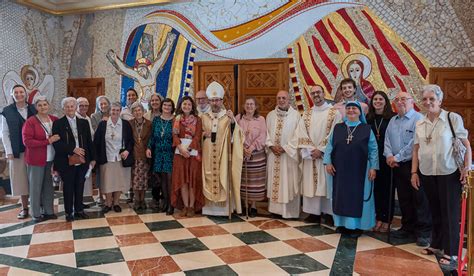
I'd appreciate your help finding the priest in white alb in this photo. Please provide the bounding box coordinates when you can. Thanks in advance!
[293,85,342,223]
[201,81,244,216]
[266,90,301,219]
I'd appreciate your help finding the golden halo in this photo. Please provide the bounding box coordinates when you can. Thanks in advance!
[341,53,372,79]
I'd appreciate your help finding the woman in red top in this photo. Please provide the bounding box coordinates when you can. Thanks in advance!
[22,96,60,222]
[171,96,203,217]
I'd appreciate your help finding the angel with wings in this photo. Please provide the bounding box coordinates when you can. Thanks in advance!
[106,32,177,103]
[2,65,54,108]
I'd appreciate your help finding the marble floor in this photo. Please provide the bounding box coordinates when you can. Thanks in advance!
[0,192,448,275]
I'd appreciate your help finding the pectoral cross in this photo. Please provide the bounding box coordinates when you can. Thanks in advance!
[426,136,432,144]
[111,132,115,140]
[376,133,380,140]
[346,134,353,144]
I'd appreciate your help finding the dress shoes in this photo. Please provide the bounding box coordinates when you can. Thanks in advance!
[43,214,58,221]
[65,214,74,222]
[102,206,111,213]
[74,212,89,220]
[304,214,321,224]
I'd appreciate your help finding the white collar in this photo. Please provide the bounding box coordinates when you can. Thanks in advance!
[312,102,330,111]
[107,117,122,127]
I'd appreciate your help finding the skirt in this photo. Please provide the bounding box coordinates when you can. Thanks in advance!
[132,159,150,191]
[9,153,29,196]
[240,149,267,202]
[100,162,131,194]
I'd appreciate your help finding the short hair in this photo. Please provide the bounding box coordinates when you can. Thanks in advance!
[239,97,260,118]
[160,98,175,114]
[422,84,444,102]
[310,84,325,94]
[340,78,356,89]
[11,84,27,95]
[76,97,89,104]
[110,101,122,109]
[130,101,145,112]
[95,96,111,113]
[175,96,197,116]
[61,97,77,109]
[33,95,48,106]
[126,88,138,98]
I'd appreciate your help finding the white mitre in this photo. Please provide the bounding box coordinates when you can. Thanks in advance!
[206,81,224,99]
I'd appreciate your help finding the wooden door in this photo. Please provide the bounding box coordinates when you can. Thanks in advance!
[193,59,289,117]
[194,63,237,111]
[429,68,474,148]
[67,78,105,116]
[238,59,289,117]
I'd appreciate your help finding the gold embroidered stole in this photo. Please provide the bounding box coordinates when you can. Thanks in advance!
[271,114,285,202]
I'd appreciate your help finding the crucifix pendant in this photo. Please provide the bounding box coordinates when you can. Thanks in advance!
[111,133,115,140]
[426,136,432,144]
[346,134,353,144]
[376,133,380,140]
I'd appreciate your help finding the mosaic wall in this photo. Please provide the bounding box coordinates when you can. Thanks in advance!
[0,0,473,112]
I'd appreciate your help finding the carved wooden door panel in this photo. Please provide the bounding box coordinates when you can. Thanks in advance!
[67,78,105,116]
[194,59,288,117]
[238,60,289,117]
[194,63,237,111]
[430,68,474,148]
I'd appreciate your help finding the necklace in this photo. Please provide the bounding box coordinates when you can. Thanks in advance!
[373,117,383,140]
[135,119,145,143]
[425,118,440,144]
[346,124,359,144]
[160,116,172,137]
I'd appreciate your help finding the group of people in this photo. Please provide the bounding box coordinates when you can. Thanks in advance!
[1,78,471,271]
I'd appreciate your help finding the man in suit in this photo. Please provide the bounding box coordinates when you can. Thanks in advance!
[52,97,95,222]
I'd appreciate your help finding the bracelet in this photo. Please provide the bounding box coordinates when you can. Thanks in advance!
[411,172,417,174]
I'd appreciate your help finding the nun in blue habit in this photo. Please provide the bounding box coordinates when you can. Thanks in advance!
[323,101,379,236]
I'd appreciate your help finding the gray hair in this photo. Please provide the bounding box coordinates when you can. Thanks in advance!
[95,95,111,113]
[61,97,77,109]
[77,97,89,104]
[110,101,122,110]
[33,95,48,106]
[422,84,444,102]
[148,93,163,110]
[131,101,144,112]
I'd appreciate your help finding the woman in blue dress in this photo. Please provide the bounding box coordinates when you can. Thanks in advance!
[324,101,378,237]
[146,98,175,215]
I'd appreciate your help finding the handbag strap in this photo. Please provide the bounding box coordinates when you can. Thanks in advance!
[447,112,457,139]
[34,115,51,136]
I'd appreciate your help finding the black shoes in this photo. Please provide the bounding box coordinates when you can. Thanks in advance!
[43,214,58,221]
[166,206,174,216]
[74,212,89,220]
[416,237,431,247]
[304,214,321,224]
[65,214,74,222]
[323,214,334,227]
[249,208,258,218]
[391,228,415,239]
[102,206,111,213]
[113,205,122,213]
[32,216,44,223]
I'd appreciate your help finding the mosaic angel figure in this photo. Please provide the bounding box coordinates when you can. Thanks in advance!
[1,65,54,107]
[106,32,176,103]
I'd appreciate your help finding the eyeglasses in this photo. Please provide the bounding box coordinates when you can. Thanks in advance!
[196,97,207,101]
[209,99,222,103]
[394,97,412,102]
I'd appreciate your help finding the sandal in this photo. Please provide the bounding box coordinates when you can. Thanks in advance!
[439,256,457,271]
[17,208,29,219]
[373,220,382,232]
[421,247,442,257]
[379,223,390,233]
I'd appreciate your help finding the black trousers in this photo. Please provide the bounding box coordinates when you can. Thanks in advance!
[59,164,88,215]
[420,171,462,256]
[374,157,395,223]
[394,161,432,238]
